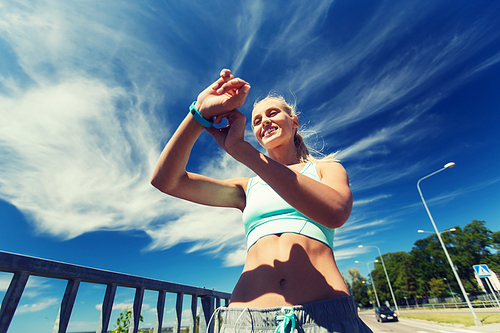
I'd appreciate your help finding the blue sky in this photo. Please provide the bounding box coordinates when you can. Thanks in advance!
[1,0,500,331]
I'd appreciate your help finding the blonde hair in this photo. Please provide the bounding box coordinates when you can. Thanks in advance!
[253,94,337,163]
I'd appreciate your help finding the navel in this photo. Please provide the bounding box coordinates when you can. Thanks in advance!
[279,278,286,288]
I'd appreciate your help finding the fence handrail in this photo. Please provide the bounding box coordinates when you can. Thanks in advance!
[0,250,231,333]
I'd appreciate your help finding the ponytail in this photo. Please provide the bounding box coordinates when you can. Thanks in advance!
[294,132,312,163]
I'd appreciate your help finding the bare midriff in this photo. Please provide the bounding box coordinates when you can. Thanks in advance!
[228,233,349,308]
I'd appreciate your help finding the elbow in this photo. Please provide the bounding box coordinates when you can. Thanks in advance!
[150,176,161,190]
[323,210,350,229]
[314,208,350,229]
[150,173,174,195]
[150,170,162,189]
[325,198,353,229]
[335,206,352,228]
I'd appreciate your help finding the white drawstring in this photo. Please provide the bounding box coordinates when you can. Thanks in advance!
[206,306,222,333]
[205,306,250,333]
[234,307,250,333]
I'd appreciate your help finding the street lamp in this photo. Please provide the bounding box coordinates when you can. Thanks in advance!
[417,228,459,307]
[358,245,399,314]
[355,260,380,307]
[417,228,456,234]
[417,162,482,326]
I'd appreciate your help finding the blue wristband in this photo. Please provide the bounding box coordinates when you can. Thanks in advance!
[189,101,214,127]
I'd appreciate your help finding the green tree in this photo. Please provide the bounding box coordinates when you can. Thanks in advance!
[391,252,417,304]
[112,308,144,333]
[370,252,411,306]
[347,220,497,305]
[347,268,370,307]
[428,277,447,298]
[341,271,351,295]
[446,220,496,294]
[492,231,500,250]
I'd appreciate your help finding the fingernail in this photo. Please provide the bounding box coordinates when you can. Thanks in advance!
[244,86,250,93]
[217,87,224,94]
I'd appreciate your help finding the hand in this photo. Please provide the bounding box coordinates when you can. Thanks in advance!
[206,109,247,154]
[195,69,251,123]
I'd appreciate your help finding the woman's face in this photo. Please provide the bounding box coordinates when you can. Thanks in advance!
[251,99,298,150]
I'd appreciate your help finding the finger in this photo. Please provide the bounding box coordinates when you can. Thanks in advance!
[212,71,235,90]
[220,69,232,78]
[216,78,250,94]
[213,112,230,125]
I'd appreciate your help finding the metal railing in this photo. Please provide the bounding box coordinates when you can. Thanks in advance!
[0,251,231,333]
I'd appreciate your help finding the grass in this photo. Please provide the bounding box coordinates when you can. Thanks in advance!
[399,313,500,327]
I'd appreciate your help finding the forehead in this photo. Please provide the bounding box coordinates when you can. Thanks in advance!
[252,99,286,117]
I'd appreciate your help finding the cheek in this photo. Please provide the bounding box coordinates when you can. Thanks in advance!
[252,126,259,138]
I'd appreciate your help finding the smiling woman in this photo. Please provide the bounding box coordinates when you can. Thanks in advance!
[150,69,371,332]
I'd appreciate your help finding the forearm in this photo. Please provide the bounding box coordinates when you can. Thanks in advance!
[151,112,206,193]
[231,144,352,228]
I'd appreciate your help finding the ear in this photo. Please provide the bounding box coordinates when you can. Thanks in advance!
[291,115,299,129]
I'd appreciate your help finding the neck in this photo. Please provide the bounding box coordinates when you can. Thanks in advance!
[267,143,300,166]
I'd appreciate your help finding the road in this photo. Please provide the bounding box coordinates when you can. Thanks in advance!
[358,311,498,333]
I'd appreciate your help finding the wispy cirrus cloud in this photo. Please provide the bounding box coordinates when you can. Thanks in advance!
[1,0,499,269]
[231,0,264,73]
[95,302,150,312]
[353,194,392,207]
[15,298,59,314]
[0,273,12,292]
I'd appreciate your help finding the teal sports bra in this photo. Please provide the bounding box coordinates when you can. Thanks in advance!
[242,162,335,250]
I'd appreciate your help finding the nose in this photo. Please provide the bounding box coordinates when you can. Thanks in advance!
[262,117,271,125]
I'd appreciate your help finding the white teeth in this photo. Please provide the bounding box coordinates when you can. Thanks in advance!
[264,128,276,136]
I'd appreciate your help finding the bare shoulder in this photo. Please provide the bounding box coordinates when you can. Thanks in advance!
[316,161,349,182]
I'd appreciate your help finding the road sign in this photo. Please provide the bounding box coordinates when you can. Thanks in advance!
[473,264,492,278]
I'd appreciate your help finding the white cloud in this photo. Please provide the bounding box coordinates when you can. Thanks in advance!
[0,0,256,263]
[181,308,194,326]
[95,302,151,312]
[264,0,334,59]
[0,78,165,238]
[16,298,59,314]
[232,0,264,73]
[0,273,13,292]
[1,0,500,267]
[222,245,248,267]
[333,247,363,261]
[353,194,392,207]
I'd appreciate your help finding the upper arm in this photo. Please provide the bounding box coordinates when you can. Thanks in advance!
[152,172,248,211]
[316,162,353,225]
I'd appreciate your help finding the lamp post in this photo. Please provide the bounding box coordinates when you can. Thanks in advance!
[417,229,458,307]
[355,260,380,307]
[358,245,399,314]
[417,162,481,326]
[417,228,456,234]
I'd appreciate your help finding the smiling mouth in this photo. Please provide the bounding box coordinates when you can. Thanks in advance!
[263,127,277,138]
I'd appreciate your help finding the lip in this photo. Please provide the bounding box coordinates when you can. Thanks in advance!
[262,126,278,138]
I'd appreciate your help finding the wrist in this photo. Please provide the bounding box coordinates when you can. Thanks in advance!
[189,101,214,127]
[194,101,212,120]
